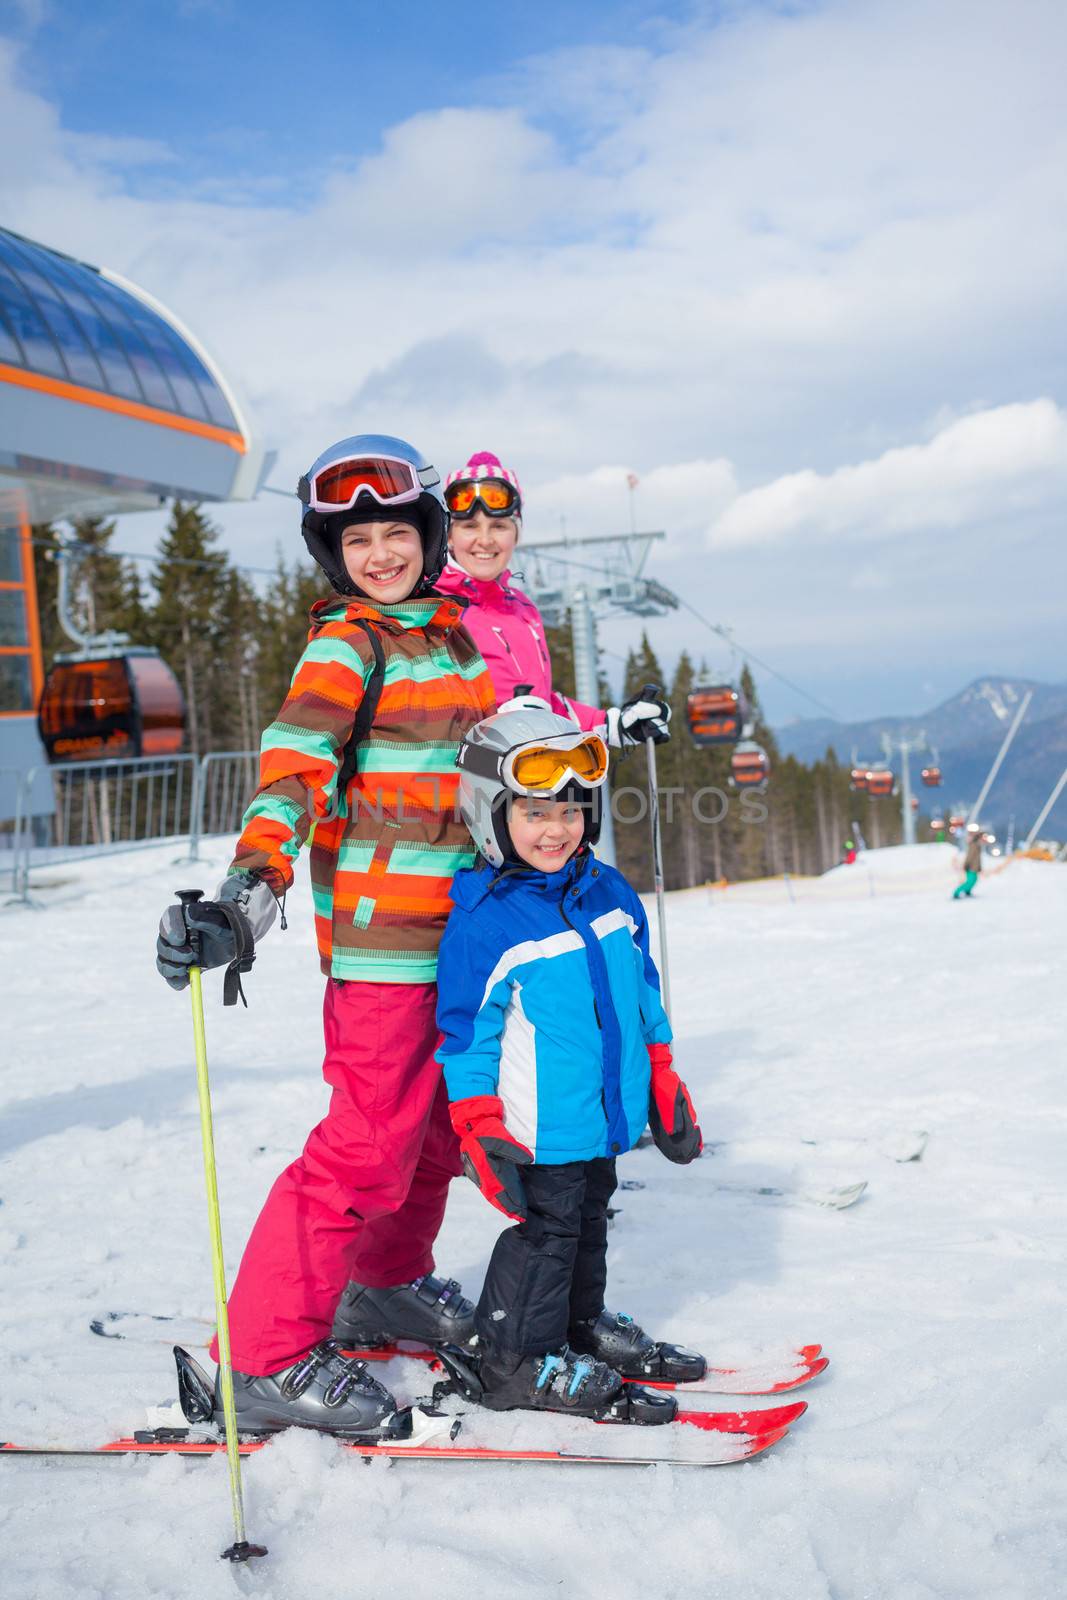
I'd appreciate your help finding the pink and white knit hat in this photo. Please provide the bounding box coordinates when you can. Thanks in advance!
[445,450,522,509]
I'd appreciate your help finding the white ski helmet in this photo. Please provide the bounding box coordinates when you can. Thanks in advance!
[456,697,610,867]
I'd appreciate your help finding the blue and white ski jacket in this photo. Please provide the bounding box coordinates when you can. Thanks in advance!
[436,850,672,1163]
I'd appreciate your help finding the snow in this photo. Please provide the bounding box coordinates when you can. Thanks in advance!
[3,843,1066,1599]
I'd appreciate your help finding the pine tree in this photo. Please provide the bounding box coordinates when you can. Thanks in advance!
[66,515,148,643]
[256,556,329,724]
[149,502,230,757]
[610,631,666,890]
[30,524,62,669]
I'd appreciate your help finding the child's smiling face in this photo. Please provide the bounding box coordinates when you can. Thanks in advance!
[507,795,586,872]
[340,519,423,601]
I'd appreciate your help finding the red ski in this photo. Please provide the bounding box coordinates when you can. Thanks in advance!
[0,1414,793,1468]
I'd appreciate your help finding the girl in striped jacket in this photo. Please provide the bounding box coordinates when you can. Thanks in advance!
[156,435,496,1438]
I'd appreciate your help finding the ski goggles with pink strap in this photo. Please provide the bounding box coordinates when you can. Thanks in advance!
[298,453,424,516]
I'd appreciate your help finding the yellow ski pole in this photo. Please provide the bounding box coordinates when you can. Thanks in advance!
[176,889,267,1565]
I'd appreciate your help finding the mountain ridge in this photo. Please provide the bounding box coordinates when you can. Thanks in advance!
[773,677,1067,837]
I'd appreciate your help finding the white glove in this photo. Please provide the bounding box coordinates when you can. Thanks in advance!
[606,695,672,748]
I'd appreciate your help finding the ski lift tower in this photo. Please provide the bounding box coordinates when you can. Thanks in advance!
[516,530,679,866]
[879,731,931,848]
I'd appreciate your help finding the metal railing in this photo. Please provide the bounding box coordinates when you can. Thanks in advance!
[4,749,259,902]
[188,750,260,863]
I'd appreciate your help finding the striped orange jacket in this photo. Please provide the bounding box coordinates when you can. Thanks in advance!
[230,592,496,983]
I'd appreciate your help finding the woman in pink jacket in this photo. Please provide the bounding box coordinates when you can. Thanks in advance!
[435,451,671,748]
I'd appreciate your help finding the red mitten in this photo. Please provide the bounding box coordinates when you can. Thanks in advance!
[449,1095,534,1220]
[647,1043,702,1164]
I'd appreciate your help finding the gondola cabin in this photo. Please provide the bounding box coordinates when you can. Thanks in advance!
[920,766,942,787]
[38,649,185,763]
[849,767,870,792]
[730,740,770,789]
[686,685,746,746]
[948,814,965,835]
[866,768,894,798]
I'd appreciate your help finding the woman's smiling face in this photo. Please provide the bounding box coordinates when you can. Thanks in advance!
[449,509,518,583]
[340,520,424,601]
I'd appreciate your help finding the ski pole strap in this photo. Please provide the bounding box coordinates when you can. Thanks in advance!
[213,900,256,1008]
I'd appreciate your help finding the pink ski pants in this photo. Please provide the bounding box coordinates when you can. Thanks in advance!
[214,979,462,1375]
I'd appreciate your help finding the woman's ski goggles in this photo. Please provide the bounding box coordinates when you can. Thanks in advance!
[459,731,609,795]
[299,454,424,515]
[445,478,521,518]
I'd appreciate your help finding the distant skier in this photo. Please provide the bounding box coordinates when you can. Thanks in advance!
[437,699,704,1421]
[953,824,984,898]
[154,435,496,1438]
[842,838,858,866]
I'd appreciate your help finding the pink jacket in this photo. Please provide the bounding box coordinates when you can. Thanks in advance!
[435,563,603,731]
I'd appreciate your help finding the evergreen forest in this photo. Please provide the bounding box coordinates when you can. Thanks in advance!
[33,506,912,889]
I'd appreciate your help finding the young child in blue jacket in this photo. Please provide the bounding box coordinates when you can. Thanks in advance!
[437,698,704,1421]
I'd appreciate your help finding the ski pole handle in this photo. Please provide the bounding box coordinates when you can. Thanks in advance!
[175,887,204,965]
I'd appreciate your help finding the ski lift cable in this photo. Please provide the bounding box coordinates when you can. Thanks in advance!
[31,534,842,721]
[28,534,283,579]
[670,595,844,722]
[518,544,843,722]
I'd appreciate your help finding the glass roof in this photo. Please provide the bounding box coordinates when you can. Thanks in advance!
[0,227,239,432]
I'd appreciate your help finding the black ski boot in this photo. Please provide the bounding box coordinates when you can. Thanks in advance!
[478,1345,677,1424]
[174,1341,405,1439]
[332,1273,476,1348]
[569,1310,706,1383]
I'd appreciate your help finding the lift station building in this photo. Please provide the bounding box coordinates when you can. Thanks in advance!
[0,225,270,814]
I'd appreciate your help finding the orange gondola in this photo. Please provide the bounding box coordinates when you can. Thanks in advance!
[686,684,746,746]
[38,649,185,763]
[729,740,770,789]
[849,767,870,793]
[866,768,894,798]
[920,766,942,787]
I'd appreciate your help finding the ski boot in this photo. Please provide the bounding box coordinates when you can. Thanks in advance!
[174,1340,406,1439]
[332,1273,476,1348]
[568,1310,706,1383]
[478,1345,677,1424]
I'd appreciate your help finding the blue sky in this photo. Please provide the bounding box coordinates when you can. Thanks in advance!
[2,0,1065,723]
[4,0,705,196]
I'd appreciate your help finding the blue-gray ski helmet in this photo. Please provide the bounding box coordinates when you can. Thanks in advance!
[298,433,449,597]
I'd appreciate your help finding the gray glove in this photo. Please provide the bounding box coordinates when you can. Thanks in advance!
[156,871,278,1002]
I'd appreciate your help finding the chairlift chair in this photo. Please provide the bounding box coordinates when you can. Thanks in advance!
[729,740,770,789]
[686,684,746,746]
[38,647,185,762]
[866,768,895,798]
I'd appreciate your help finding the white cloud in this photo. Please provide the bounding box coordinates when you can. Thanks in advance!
[708,400,1067,548]
[2,0,1067,717]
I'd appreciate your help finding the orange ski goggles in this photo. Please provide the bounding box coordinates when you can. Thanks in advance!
[445,478,521,518]
[458,731,609,795]
[504,733,609,794]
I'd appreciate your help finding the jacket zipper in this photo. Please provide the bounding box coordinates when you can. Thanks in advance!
[526,622,549,669]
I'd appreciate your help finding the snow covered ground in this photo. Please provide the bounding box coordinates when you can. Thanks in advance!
[2,841,1066,1599]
